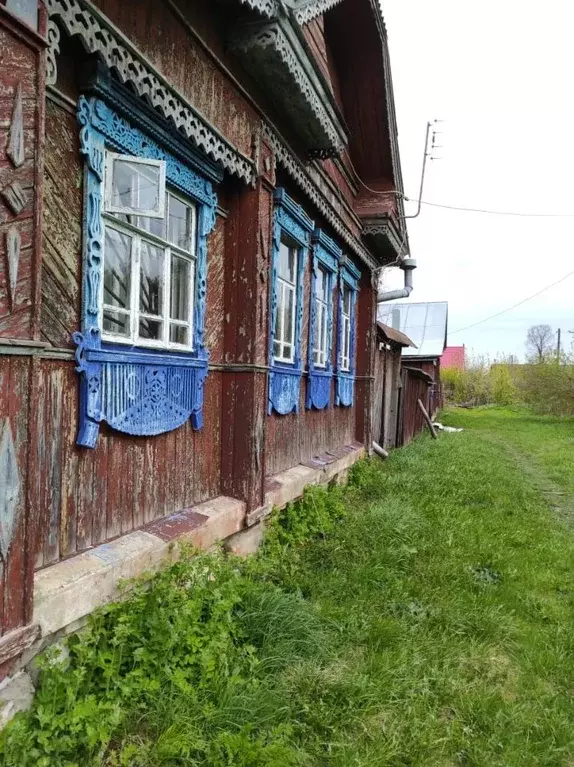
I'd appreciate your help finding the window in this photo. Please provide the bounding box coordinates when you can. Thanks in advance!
[313,265,330,368]
[102,153,197,351]
[273,237,299,364]
[340,285,352,372]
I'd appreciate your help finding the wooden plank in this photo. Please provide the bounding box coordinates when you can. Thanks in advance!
[43,366,63,565]
[58,370,78,557]
[89,426,108,546]
[132,438,146,531]
[0,623,39,665]
[105,434,123,541]
[3,357,29,630]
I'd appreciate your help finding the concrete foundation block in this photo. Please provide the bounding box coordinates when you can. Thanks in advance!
[0,672,34,728]
[225,523,264,557]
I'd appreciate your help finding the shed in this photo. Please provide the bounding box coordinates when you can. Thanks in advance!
[377,302,448,441]
[373,322,415,449]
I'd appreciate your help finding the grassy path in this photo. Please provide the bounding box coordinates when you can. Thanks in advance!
[3,407,574,766]
[445,407,574,527]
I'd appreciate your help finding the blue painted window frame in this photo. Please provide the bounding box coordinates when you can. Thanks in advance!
[336,259,361,407]
[268,188,314,416]
[74,92,220,448]
[306,229,341,410]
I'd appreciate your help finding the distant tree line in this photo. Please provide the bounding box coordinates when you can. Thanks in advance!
[442,325,574,415]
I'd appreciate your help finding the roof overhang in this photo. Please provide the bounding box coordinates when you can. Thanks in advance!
[229,12,347,158]
[402,366,435,384]
[377,322,415,348]
[361,213,405,263]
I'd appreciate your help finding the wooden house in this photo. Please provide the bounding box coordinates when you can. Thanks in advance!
[0,0,409,678]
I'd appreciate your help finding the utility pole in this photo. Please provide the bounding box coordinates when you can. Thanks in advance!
[557,328,561,362]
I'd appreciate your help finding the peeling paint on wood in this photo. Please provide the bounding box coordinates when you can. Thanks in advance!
[5,227,20,308]
[7,83,25,168]
[0,419,20,562]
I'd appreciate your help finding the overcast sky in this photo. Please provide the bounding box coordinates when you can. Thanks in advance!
[381,0,574,361]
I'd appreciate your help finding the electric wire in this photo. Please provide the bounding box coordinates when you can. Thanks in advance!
[450,269,574,335]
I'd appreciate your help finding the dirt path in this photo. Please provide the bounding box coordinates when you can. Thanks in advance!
[484,431,574,527]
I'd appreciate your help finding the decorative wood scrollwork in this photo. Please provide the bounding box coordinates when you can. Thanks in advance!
[75,94,218,447]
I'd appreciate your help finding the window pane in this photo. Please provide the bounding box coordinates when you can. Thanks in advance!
[285,286,295,345]
[275,283,285,344]
[343,287,352,316]
[170,325,189,345]
[273,340,282,358]
[283,343,293,360]
[169,195,194,252]
[170,255,191,322]
[278,241,297,283]
[316,267,328,302]
[103,309,130,337]
[111,159,161,213]
[139,318,163,341]
[137,213,165,239]
[140,242,164,317]
[104,228,131,310]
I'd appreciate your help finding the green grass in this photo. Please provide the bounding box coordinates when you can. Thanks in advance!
[2,408,574,766]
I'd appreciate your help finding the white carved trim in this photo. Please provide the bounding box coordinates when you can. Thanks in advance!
[238,0,277,16]
[45,0,257,185]
[294,0,345,25]
[46,18,60,87]
[231,22,344,155]
[263,124,376,270]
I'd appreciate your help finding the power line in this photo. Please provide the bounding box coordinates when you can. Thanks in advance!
[450,268,574,335]
[409,198,574,218]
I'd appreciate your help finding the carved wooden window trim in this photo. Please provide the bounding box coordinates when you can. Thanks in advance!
[335,259,360,407]
[306,228,340,411]
[74,95,219,448]
[268,188,314,416]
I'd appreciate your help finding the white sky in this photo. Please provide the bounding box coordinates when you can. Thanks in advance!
[381,0,574,361]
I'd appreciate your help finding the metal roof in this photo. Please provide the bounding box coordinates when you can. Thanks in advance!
[377,301,448,359]
[376,322,416,348]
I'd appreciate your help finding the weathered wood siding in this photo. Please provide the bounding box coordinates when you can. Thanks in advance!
[264,251,358,477]
[33,361,223,568]
[41,100,81,347]
[91,0,260,162]
[0,357,32,634]
[33,98,226,568]
[0,13,44,340]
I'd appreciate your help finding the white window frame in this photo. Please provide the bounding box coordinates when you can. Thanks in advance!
[274,240,299,365]
[313,266,330,369]
[104,152,166,218]
[341,286,352,373]
[100,173,197,353]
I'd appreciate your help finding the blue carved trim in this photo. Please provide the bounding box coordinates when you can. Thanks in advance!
[306,228,340,410]
[341,258,361,291]
[73,333,208,447]
[268,188,313,416]
[335,263,359,408]
[75,96,218,447]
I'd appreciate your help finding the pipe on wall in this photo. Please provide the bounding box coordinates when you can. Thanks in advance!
[377,258,417,303]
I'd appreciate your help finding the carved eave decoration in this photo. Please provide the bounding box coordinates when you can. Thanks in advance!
[45,0,257,185]
[236,0,277,16]
[362,215,406,264]
[229,15,347,159]
[292,0,345,25]
[263,124,378,271]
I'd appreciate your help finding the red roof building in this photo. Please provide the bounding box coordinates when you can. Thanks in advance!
[441,346,466,370]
